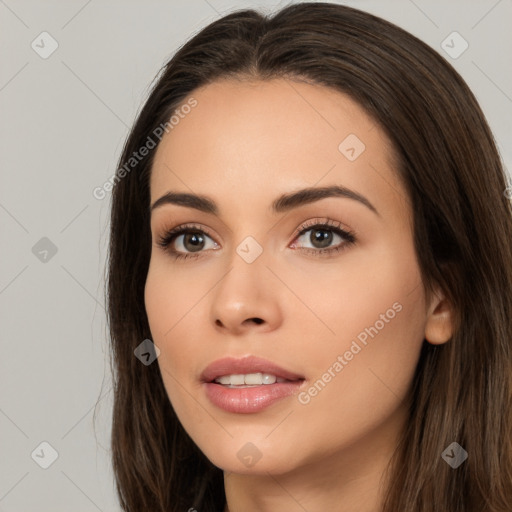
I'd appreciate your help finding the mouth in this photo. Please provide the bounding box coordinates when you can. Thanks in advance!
[212,372,300,387]
[201,355,305,384]
[201,356,305,414]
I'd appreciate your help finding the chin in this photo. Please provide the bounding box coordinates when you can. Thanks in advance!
[197,440,303,476]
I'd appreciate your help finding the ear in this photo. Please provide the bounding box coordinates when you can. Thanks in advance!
[424,285,454,345]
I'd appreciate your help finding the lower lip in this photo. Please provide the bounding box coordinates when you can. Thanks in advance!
[204,381,304,413]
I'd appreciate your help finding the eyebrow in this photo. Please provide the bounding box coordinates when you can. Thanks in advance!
[150,185,379,217]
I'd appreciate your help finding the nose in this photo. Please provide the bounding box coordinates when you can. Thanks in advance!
[210,259,283,336]
[215,315,264,329]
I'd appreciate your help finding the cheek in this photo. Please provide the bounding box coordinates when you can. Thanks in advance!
[144,263,186,383]
[287,236,426,412]
[144,258,205,341]
[144,266,171,341]
[293,291,425,459]
[303,288,425,402]
[287,233,425,353]
[144,259,208,401]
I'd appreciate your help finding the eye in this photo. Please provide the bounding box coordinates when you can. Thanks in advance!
[156,219,356,261]
[290,219,356,256]
[156,223,218,261]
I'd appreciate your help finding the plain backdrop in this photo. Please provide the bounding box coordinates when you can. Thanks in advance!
[1,0,511,510]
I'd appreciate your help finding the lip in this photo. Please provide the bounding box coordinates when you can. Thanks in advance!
[201,356,305,414]
[200,355,304,383]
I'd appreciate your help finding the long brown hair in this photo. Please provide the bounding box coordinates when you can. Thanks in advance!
[106,2,512,510]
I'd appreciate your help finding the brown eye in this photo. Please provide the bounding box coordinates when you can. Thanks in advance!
[179,231,206,252]
[157,225,219,260]
[304,227,335,249]
[291,221,356,256]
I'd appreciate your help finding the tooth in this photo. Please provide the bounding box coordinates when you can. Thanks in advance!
[214,373,285,386]
[244,373,263,385]
[262,374,277,384]
[230,374,245,385]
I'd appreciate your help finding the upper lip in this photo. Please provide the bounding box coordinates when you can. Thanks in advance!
[201,356,304,383]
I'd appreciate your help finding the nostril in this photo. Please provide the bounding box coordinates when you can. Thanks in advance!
[214,318,264,327]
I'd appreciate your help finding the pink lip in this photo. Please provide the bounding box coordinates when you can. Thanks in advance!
[201,356,305,414]
[200,355,304,383]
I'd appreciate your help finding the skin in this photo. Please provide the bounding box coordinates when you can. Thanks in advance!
[144,78,454,512]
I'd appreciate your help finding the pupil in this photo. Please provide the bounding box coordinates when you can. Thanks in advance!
[312,229,332,248]
[185,232,204,252]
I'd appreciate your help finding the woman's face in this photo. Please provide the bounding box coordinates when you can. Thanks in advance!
[144,78,431,475]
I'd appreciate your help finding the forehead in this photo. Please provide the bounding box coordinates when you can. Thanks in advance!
[149,78,404,216]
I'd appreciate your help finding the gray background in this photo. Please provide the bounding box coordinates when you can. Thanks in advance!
[1,0,511,510]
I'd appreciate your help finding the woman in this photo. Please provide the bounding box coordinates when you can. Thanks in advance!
[106,2,512,511]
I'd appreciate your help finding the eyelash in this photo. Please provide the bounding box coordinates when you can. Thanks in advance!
[156,219,357,261]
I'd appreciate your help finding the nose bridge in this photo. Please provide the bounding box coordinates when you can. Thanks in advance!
[219,209,271,268]
[217,237,268,305]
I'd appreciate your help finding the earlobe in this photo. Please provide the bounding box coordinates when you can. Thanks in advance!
[424,287,454,345]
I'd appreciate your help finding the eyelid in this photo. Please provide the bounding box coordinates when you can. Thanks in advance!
[291,217,354,238]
